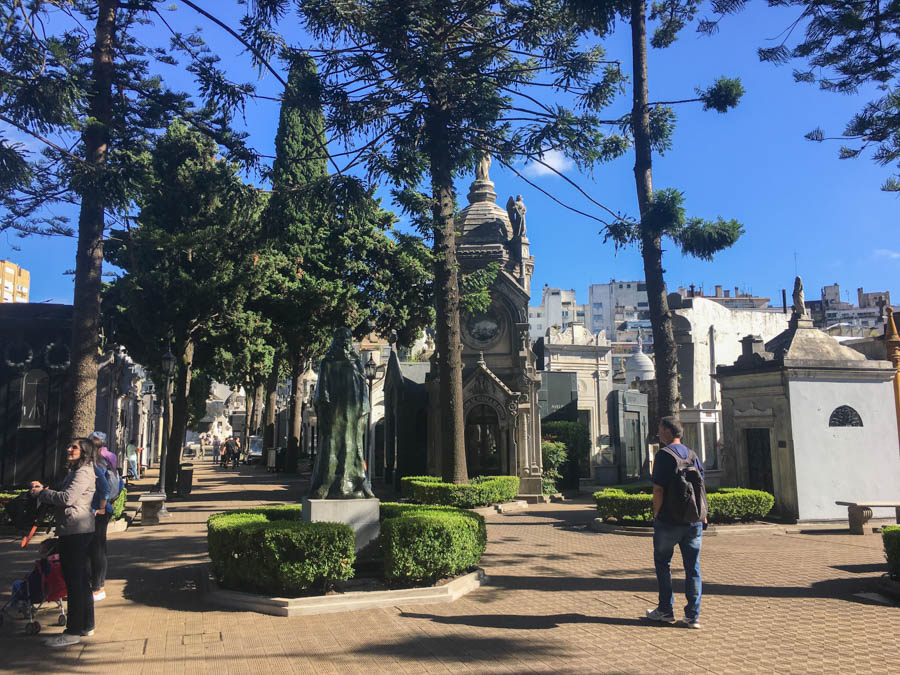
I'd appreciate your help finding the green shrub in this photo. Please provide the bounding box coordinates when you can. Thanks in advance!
[111,489,127,520]
[400,475,519,508]
[0,490,27,526]
[707,488,774,522]
[542,420,591,487]
[380,501,469,521]
[207,508,354,594]
[592,486,774,524]
[541,441,567,494]
[382,509,486,583]
[884,525,900,579]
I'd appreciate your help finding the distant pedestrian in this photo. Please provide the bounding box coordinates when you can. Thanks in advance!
[125,437,139,479]
[30,438,96,647]
[233,437,242,469]
[645,416,707,630]
[221,436,235,468]
[212,436,221,464]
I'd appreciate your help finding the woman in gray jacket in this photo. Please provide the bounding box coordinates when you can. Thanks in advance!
[30,438,97,647]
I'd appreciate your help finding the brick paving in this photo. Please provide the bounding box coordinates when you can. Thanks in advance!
[1,461,898,673]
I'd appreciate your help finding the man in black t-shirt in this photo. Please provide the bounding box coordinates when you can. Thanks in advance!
[644,415,705,630]
[222,437,236,468]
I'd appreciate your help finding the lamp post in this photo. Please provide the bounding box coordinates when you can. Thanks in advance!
[364,352,386,481]
[158,348,176,496]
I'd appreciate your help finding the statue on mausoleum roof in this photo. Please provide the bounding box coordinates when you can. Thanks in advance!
[792,276,807,318]
[475,153,492,181]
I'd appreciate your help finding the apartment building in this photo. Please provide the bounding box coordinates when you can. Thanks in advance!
[528,285,585,338]
[0,260,30,304]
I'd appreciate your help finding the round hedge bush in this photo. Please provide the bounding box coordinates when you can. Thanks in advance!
[207,507,355,595]
[593,486,774,524]
[883,525,900,579]
[400,475,520,508]
[380,502,487,583]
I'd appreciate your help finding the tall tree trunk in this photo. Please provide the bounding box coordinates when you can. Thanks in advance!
[251,381,265,438]
[286,355,303,472]
[425,106,467,485]
[66,0,118,439]
[630,0,679,419]
[264,354,280,451]
[165,338,193,493]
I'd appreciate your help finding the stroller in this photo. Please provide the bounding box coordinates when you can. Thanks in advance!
[0,538,67,634]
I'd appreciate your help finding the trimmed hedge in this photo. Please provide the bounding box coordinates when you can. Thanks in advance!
[593,486,775,524]
[401,475,520,508]
[207,507,354,594]
[884,525,900,579]
[381,505,486,583]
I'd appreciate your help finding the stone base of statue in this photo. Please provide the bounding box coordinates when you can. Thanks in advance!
[302,497,380,552]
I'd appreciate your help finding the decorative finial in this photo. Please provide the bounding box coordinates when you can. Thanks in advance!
[478,351,486,365]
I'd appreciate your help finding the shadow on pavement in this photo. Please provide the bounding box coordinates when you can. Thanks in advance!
[486,573,891,604]
[349,634,568,660]
[398,611,666,630]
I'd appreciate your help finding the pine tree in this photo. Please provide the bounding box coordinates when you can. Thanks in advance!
[565,0,745,418]
[258,51,433,471]
[245,0,611,483]
[704,0,900,191]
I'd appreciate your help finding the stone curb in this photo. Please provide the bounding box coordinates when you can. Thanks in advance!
[469,500,529,517]
[205,568,488,617]
[590,518,788,537]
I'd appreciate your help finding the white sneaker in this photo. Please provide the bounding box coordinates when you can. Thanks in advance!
[677,616,701,629]
[92,590,106,602]
[645,608,675,623]
[44,633,82,648]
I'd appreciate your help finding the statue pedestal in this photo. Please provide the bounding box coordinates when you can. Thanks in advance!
[302,498,380,552]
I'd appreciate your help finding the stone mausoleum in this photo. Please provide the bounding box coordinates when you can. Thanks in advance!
[716,279,900,521]
[418,160,543,497]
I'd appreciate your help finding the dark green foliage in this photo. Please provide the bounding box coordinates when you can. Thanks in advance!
[111,489,127,521]
[542,420,591,486]
[207,508,355,594]
[0,490,27,526]
[697,77,745,113]
[705,0,900,190]
[609,188,743,259]
[379,502,473,522]
[593,486,774,523]
[541,441,568,495]
[401,476,520,508]
[883,525,900,579]
[382,510,487,583]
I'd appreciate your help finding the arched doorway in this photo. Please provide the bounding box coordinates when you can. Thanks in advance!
[465,404,500,477]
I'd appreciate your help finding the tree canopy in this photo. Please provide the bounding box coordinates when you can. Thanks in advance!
[705,0,900,191]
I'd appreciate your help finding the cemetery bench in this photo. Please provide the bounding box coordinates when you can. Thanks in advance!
[138,493,167,526]
[835,500,900,535]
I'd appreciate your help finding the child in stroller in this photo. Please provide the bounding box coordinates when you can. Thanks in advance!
[0,538,67,634]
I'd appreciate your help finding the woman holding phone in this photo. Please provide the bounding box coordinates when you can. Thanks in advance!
[30,438,96,647]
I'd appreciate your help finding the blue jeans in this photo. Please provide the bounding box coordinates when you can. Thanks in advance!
[652,519,702,620]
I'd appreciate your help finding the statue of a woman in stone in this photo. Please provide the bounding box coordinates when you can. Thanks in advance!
[309,327,374,499]
[475,153,491,181]
[792,276,807,318]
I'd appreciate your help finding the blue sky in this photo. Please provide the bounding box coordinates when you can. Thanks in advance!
[2,2,896,308]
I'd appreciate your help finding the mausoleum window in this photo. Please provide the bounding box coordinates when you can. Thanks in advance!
[20,368,49,429]
[828,405,863,427]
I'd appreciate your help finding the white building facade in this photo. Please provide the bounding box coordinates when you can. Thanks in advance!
[528,286,585,338]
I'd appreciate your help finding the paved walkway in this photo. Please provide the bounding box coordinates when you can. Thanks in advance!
[1,461,898,673]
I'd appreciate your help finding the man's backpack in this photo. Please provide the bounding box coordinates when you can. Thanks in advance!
[103,462,123,503]
[661,446,708,525]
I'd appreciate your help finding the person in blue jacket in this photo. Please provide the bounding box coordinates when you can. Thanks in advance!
[88,458,112,602]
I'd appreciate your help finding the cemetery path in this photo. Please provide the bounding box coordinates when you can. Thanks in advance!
[1,462,897,673]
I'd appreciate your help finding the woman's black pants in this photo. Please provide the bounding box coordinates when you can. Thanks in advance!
[58,532,94,635]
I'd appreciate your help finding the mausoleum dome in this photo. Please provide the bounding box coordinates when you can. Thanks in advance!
[625,348,655,383]
[455,166,512,243]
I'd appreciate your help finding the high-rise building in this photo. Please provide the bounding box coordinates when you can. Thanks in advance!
[0,260,29,303]
[528,285,585,337]
[587,280,648,337]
